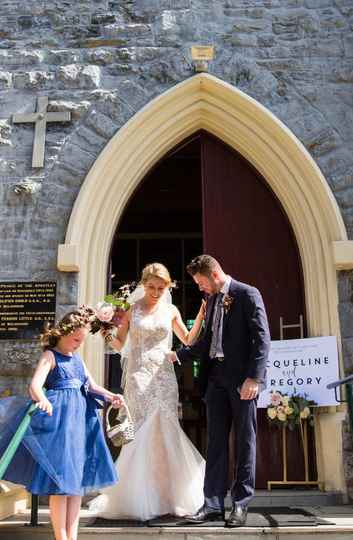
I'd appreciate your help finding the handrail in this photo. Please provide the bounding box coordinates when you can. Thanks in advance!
[0,401,38,479]
[326,373,353,390]
[326,374,353,441]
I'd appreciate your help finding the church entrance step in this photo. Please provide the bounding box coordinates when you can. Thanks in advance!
[1,506,353,540]
[1,524,353,540]
[249,489,345,508]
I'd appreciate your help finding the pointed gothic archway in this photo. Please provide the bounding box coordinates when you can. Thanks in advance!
[58,73,353,492]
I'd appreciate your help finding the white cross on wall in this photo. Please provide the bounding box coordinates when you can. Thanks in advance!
[13,96,71,168]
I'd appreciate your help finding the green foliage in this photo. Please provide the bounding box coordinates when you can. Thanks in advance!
[104,294,130,310]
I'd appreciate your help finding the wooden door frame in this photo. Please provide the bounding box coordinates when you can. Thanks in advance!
[58,73,353,493]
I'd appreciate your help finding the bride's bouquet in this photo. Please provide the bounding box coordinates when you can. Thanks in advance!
[89,282,137,335]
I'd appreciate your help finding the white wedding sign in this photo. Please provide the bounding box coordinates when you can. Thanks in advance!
[258,336,340,408]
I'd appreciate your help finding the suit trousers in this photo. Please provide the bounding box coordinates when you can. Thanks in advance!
[203,361,257,511]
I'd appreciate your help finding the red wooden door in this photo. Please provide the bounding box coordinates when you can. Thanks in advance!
[200,132,316,488]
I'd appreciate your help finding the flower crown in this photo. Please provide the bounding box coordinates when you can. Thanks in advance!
[57,305,95,335]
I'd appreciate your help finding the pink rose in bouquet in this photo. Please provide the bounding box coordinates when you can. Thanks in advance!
[96,302,115,323]
[90,282,136,335]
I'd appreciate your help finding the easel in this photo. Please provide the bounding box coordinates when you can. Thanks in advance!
[267,315,324,490]
[279,314,304,341]
[267,420,324,490]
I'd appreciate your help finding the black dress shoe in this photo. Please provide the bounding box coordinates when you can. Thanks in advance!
[226,504,248,527]
[184,505,225,523]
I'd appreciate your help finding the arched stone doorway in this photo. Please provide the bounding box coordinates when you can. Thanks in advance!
[58,73,353,493]
[109,129,309,488]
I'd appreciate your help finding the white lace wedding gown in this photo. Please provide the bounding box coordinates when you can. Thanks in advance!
[89,301,205,521]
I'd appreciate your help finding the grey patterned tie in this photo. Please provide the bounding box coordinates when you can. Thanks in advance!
[209,293,223,359]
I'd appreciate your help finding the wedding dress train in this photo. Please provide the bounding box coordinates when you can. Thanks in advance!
[89,301,205,521]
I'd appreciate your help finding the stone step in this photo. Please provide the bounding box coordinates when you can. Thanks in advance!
[249,489,345,507]
[1,506,353,540]
[1,523,353,540]
[0,483,29,521]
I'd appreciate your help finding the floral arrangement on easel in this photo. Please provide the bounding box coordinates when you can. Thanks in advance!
[266,391,316,431]
[266,391,320,490]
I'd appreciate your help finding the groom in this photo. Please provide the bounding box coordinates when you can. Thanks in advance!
[173,255,270,527]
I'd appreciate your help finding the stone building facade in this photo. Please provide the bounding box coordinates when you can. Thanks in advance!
[0,0,353,499]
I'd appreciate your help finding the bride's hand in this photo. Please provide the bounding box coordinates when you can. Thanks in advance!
[100,328,114,343]
[112,309,128,329]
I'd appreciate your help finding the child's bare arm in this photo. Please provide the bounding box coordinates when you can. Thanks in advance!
[83,361,123,408]
[29,350,54,415]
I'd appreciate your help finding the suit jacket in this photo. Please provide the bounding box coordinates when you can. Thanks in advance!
[177,278,271,397]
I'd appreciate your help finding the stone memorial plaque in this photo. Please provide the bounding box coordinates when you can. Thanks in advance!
[0,282,56,339]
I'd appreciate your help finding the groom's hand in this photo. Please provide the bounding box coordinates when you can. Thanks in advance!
[240,378,259,400]
[166,351,181,365]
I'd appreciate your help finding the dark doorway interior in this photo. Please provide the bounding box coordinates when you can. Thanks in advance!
[110,134,203,318]
[108,135,206,453]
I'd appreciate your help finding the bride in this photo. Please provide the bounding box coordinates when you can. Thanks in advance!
[89,262,206,521]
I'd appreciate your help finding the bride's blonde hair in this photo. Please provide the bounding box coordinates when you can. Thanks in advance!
[140,263,175,288]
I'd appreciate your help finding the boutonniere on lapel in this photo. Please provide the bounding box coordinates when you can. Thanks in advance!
[222,294,234,314]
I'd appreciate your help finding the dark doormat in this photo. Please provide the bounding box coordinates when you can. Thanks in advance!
[244,507,334,528]
[91,517,146,527]
[90,507,335,528]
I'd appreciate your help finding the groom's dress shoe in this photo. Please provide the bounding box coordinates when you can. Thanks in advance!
[226,504,248,527]
[184,506,225,523]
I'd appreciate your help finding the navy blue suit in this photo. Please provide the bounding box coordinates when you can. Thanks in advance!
[178,278,270,510]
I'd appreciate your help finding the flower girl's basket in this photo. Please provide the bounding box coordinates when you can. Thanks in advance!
[106,402,135,447]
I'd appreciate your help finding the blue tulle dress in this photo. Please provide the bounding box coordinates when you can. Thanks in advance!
[0,350,118,495]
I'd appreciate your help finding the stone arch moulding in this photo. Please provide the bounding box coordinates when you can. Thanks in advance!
[58,73,353,384]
